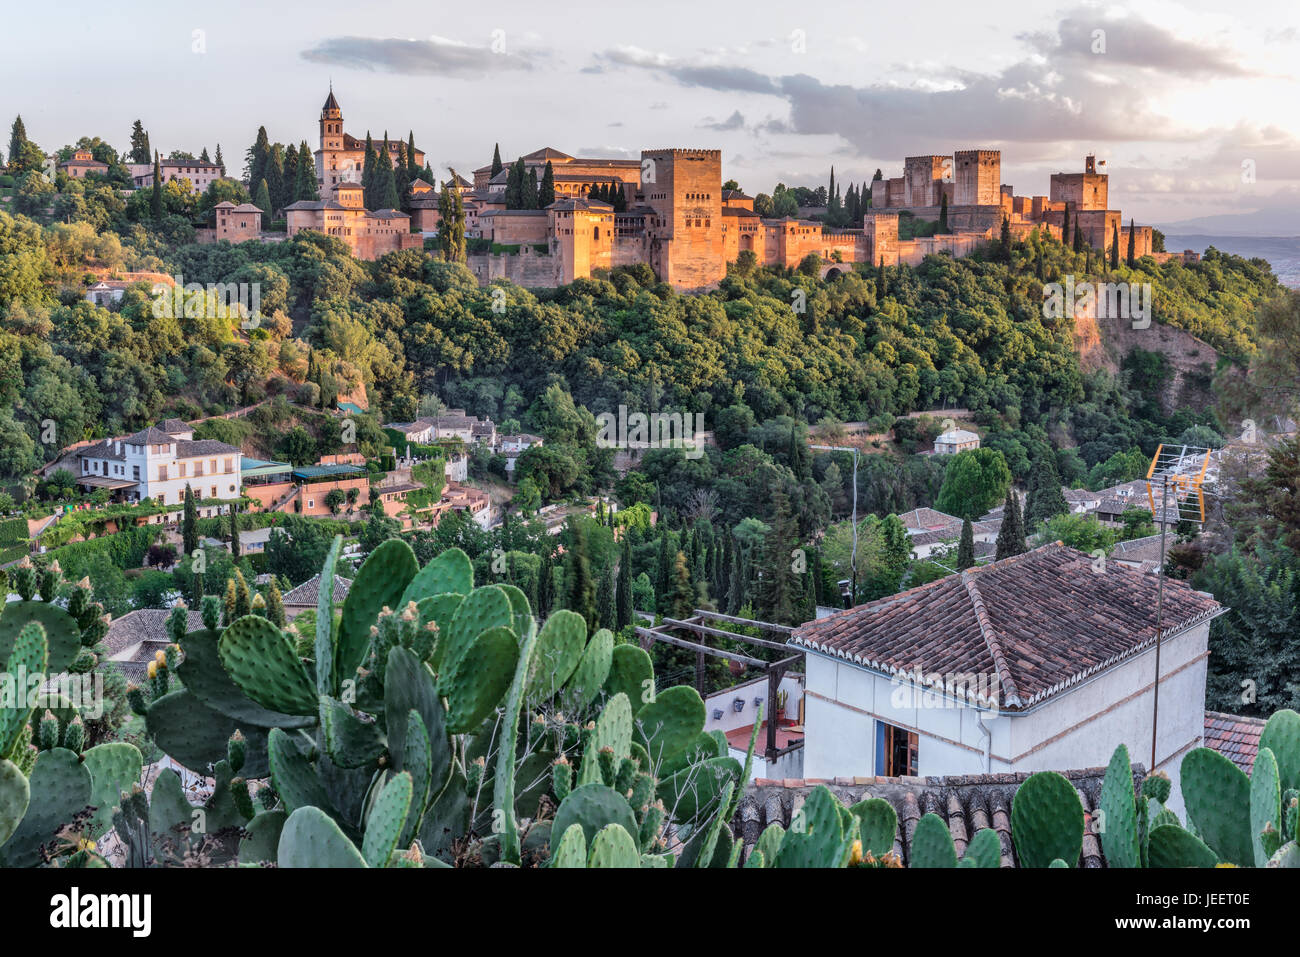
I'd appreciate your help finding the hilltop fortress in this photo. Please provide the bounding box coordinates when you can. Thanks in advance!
[229,90,1157,291]
[463,146,1155,290]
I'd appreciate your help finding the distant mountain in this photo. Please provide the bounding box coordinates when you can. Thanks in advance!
[1157,194,1300,237]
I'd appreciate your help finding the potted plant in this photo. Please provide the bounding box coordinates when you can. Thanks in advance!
[775,689,789,721]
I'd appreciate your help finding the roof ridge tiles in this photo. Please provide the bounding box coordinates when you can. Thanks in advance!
[960,570,1021,708]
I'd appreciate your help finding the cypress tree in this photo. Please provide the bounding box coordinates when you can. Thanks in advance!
[282,144,297,210]
[151,152,163,220]
[266,144,285,213]
[957,516,975,570]
[1073,214,1085,253]
[939,190,949,232]
[538,552,555,619]
[437,173,466,262]
[253,179,271,228]
[229,505,240,558]
[182,485,198,556]
[669,551,694,620]
[362,132,377,206]
[376,132,400,209]
[564,520,597,633]
[524,167,539,210]
[538,160,556,207]
[1024,456,1069,532]
[407,131,419,185]
[129,120,151,164]
[994,489,1027,560]
[266,580,286,627]
[190,568,204,607]
[656,531,671,612]
[199,146,211,164]
[1110,223,1120,269]
[296,140,318,200]
[616,534,633,629]
[1061,203,1069,247]
[233,569,252,619]
[1126,217,1136,267]
[1000,215,1012,260]
[215,143,225,176]
[597,567,616,632]
[7,116,27,172]
[726,537,744,615]
[877,257,888,298]
[491,143,503,178]
[223,578,237,627]
[246,127,270,190]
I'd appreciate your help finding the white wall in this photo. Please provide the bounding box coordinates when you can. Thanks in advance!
[802,621,1210,816]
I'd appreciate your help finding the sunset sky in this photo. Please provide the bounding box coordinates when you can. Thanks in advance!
[4,0,1298,229]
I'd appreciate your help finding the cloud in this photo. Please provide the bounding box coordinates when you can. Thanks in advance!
[301,35,535,77]
[700,110,745,131]
[587,9,1268,157]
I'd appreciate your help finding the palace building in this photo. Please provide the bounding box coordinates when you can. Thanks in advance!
[313,87,424,194]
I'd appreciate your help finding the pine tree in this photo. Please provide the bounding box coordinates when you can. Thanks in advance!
[151,152,163,220]
[214,143,225,177]
[245,126,270,189]
[296,140,318,200]
[199,146,211,164]
[994,489,1027,560]
[491,143,503,178]
[564,520,597,633]
[128,120,151,164]
[957,516,976,570]
[266,580,286,627]
[616,534,633,629]
[1126,217,1136,267]
[538,160,556,207]
[182,485,198,556]
[253,179,272,228]
[1110,223,1120,269]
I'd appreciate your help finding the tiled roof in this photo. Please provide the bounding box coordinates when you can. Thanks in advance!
[281,573,353,607]
[1112,534,1167,563]
[790,543,1223,711]
[732,766,1129,867]
[176,439,239,457]
[104,609,203,657]
[897,507,961,531]
[1203,710,1265,775]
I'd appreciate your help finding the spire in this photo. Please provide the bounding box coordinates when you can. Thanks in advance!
[322,83,340,114]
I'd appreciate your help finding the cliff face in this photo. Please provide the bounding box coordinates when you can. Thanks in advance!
[1072,310,1220,412]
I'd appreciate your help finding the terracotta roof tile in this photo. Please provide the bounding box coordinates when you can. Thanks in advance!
[791,543,1222,710]
[1203,710,1266,775]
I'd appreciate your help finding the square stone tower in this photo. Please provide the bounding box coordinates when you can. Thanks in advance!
[954,149,1001,206]
[904,156,948,207]
[641,148,725,289]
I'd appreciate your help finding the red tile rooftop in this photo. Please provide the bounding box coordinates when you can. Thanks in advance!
[724,721,802,752]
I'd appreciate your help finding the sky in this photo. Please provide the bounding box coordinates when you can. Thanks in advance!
[3,0,1299,230]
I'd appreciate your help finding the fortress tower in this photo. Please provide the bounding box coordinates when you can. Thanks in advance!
[954,149,1001,206]
[904,156,948,207]
[641,148,725,289]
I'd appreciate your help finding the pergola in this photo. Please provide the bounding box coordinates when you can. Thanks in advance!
[634,609,803,762]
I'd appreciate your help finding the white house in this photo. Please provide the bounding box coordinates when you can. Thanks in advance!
[933,428,980,455]
[792,543,1223,815]
[498,433,543,480]
[75,420,242,511]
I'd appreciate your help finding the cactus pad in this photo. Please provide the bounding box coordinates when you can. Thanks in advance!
[0,758,30,849]
[553,782,638,850]
[849,797,898,858]
[179,627,314,729]
[962,827,1002,867]
[604,644,654,709]
[0,601,80,674]
[1260,709,1300,794]
[320,696,387,769]
[774,785,854,868]
[1182,746,1253,867]
[438,584,513,677]
[635,685,706,768]
[337,538,420,681]
[442,626,518,733]
[1147,823,1218,868]
[0,747,91,867]
[1099,743,1141,868]
[278,805,367,867]
[1250,746,1281,867]
[1010,770,1085,868]
[525,609,586,706]
[398,546,473,607]
[561,627,613,713]
[362,771,413,867]
[219,616,318,716]
[588,822,641,868]
[550,822,588,868]
[909,812,958,867]
[146,689,270,778]
[81,742,144,836]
